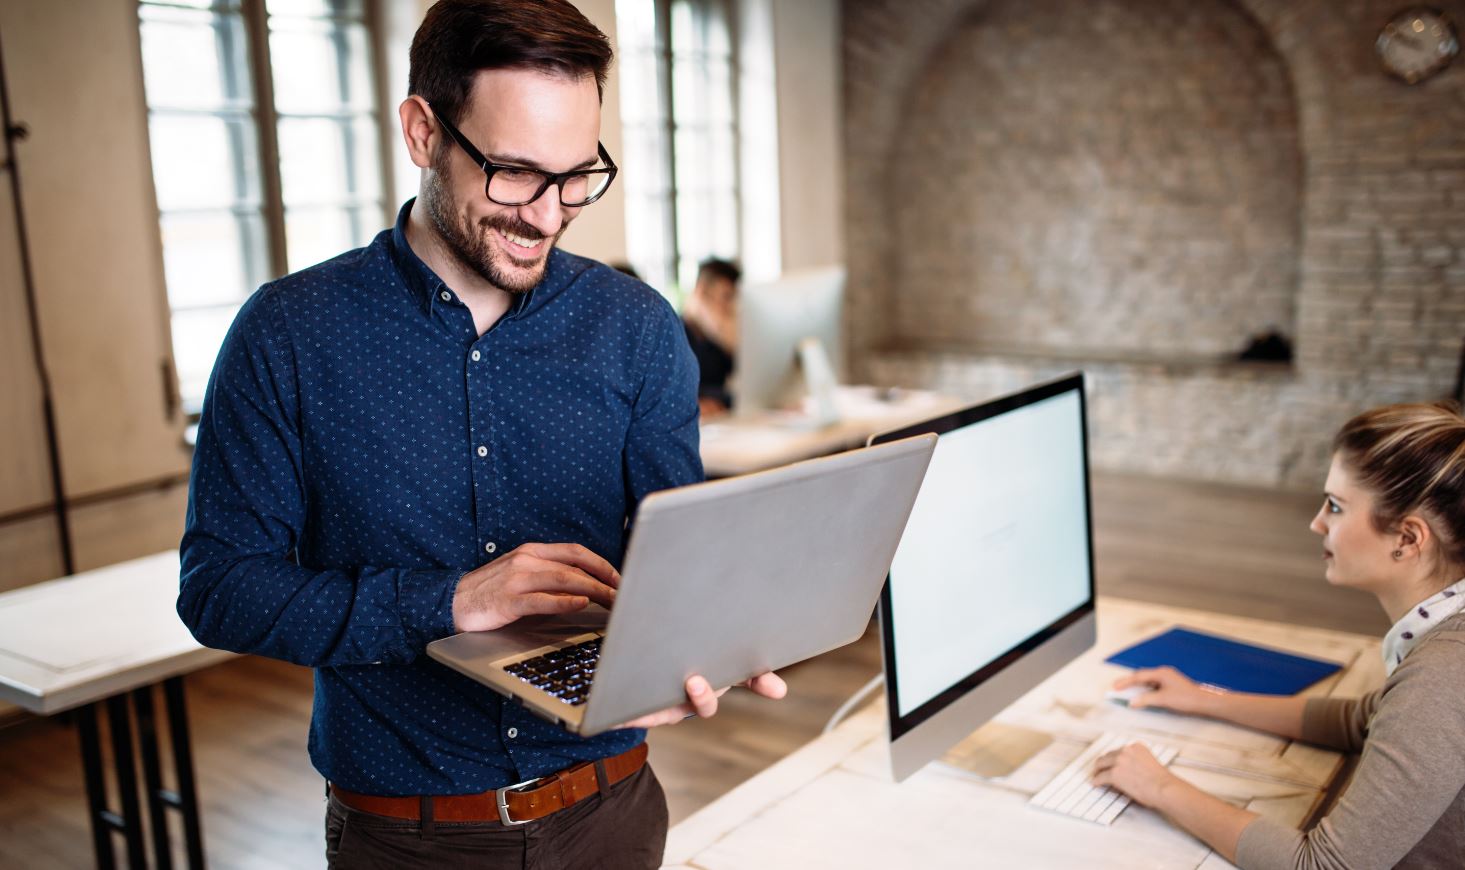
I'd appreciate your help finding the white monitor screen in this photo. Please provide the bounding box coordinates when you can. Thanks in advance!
[888,388,1091,717]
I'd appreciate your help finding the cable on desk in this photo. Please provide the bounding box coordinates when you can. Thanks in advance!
[823,674,884,734]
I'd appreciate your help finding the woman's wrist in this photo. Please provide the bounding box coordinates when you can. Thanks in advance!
[1190,684,1229,718]
[1146,768,1188,809]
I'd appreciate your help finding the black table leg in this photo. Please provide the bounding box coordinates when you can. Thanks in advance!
[106,695,148,870]
[164,677,206,870]
[76,703,116,870]
[69,679,209,870]
[133,686,175,870]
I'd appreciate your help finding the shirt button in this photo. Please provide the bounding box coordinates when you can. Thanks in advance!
[471,350,481,361]
[476,445,488,457]
[485,541,497,554]
[506,727,518,739]
[439,290,451,302]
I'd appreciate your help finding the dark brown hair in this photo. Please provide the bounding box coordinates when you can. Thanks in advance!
[697,257,742,286]
[408,0,613,125]
[1333,400,1465,568]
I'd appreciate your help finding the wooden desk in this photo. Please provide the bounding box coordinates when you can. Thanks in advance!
[664,597,1383,869]
[0,551,234,869]
[700,386,965,477]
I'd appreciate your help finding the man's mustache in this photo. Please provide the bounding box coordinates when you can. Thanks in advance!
[479,216,565,241]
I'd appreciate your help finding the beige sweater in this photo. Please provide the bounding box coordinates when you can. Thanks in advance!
[1235,610,1465,870]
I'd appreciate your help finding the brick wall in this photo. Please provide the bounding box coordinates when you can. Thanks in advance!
[889,0,1300,357]
[845,0,1465,487]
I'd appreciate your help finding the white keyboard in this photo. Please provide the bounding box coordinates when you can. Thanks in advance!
[1027,731,1179,825]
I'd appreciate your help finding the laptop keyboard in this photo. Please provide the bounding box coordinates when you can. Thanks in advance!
[503,637,602,706]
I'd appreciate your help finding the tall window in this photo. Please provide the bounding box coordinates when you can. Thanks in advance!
[616,0,740,301]
[138,0,388,408]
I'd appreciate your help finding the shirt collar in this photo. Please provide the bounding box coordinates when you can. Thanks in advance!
[388,198,448,316]
[1382,576,1465,675]
[387,198,564,321]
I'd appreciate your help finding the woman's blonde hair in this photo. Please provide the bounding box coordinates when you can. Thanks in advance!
[1333,400,1465,568]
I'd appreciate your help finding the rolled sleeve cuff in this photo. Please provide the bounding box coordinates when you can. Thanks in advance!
[1300,695,1367,752]
[399,568,464,652]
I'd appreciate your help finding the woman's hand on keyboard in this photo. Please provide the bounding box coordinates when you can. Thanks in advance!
[1090,742,1178,808]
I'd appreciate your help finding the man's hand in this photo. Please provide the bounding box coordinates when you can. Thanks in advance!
[451,543,620,633]
[615,672,788,729]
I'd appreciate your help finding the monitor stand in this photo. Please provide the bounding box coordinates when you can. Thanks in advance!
[796,336,840,427]
[937,721,1054,779]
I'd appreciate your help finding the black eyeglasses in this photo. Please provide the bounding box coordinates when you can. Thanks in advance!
[431,106,618,208]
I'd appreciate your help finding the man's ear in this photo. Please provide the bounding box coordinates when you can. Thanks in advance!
[399,95,437,170]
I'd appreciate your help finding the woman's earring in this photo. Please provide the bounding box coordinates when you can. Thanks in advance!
[1393,549,1404,560]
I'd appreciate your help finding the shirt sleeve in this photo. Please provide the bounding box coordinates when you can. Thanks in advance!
[178,285,461,667]
[623,300,705,514]
[1298,692,1379,753]
[1235,638,1465,870]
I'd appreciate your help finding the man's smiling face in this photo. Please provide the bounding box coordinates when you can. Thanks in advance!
[424,67,602,293]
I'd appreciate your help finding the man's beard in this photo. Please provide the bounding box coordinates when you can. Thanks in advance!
[423,151,566,295]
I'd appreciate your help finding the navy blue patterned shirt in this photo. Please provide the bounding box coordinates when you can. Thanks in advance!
[179,200,703,795]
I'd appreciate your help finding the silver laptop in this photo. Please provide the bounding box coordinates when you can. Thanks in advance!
[427,433,937,736]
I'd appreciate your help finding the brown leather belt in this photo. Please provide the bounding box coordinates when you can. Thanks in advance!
[330,742,648,826]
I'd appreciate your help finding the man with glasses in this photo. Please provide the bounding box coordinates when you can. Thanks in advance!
[178,2,783,867]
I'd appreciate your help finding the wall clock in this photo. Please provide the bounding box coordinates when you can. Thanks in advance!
[1376,7,1459,83]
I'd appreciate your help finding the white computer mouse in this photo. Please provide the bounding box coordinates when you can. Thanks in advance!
[1104,685,1154,707]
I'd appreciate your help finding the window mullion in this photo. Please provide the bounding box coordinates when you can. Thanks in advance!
[657,0,680,293]
[327,7,365,245]
[211,11,263,289]
[723,0,742,265]
[243,0,289,279]
[365,0,395,228]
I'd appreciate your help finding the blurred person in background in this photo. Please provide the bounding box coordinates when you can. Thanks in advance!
[682,257,741,418]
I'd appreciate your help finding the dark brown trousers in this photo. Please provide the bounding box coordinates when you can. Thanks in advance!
[324,765,669,869]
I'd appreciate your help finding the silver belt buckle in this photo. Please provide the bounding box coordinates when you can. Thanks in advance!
[495,776,541,826]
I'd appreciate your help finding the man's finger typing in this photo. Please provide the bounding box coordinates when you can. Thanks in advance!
[451,543,619,633]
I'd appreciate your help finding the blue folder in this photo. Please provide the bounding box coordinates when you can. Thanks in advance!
[1105,627,1343,695]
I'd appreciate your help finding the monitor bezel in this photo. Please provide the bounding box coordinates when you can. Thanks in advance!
[870,372,1096,742]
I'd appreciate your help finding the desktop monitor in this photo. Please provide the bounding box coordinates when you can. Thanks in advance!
[869,373,1097,782]
[735,267,845,420]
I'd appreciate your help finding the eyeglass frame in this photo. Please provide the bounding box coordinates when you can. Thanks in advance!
[429,104,618,208]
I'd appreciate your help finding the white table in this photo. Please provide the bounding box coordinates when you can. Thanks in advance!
[0,551,234,869]
[700,386,966,477]
[665,597,1383,869]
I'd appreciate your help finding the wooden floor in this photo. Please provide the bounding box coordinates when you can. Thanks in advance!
[0,472,1389,869]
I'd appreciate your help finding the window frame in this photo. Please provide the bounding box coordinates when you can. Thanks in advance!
[666,0,742,293]
[137,0,395,414]
[618,0,743,302]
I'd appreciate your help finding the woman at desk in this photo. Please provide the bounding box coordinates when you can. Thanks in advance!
[1094,401,1465,869]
